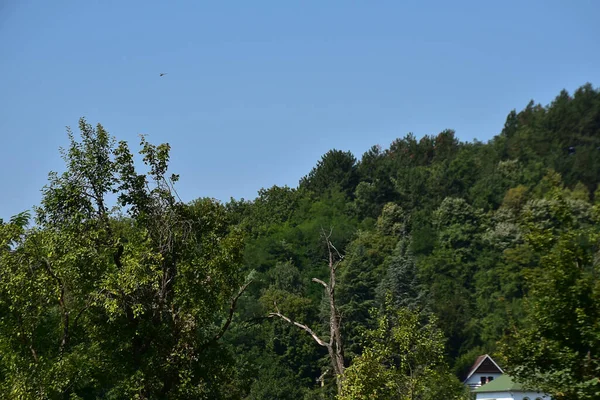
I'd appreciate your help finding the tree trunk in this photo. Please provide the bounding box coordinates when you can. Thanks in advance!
[269,230,345,393]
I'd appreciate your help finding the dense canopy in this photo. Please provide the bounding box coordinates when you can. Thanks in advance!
[1,83,599,399]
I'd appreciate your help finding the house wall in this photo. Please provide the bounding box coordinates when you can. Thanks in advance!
[475,392,513,400]
[475,391,552,400]
[465,372,504,389]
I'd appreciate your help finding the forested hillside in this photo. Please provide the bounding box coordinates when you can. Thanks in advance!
[1,83,599,399]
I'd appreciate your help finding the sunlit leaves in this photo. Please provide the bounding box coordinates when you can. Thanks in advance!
[0,118,246,398]
[338,301,466,400]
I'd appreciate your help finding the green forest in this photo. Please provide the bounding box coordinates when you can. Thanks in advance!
[1,83,599,399]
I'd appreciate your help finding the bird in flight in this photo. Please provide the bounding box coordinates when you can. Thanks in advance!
[159,73,167,77]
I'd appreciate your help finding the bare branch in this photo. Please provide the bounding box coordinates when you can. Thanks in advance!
[333,261,341,271]
[329,241,343,262]
[164,176,183,204]
[312,277,328,289]
[271,231,346,393]
[268,311,330,348]
[317,369,330,387]
[319,226,333,242]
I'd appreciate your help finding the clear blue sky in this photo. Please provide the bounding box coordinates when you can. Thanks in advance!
[1,0,599,220]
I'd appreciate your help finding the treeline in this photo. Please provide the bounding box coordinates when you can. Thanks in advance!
[0,83,599,399]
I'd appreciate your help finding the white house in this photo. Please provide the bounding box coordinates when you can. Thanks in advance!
[463,354,504,390]
[473,374,552,400]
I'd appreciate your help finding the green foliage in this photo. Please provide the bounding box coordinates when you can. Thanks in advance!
[226,83,600,398]
[3,83,600,398]
[377,237,424,311]
[0,119,245,399]
[338,300,467,400]
[337,229,396,358]
[499,194,600,400]
[300,149,359,198]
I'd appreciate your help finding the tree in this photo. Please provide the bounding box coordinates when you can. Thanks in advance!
[417,197,486,359]
[300,149,359,198]
[499,194,600,400]
[269,230,346,393]
[377,237,424,311]
[354,145,398,219]
[338,298,467,400]
[0,118,249,399]
[337,204,402,359]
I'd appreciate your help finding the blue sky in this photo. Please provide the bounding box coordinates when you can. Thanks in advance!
[1,0,599,220]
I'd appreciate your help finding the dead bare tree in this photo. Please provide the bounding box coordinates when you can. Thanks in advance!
[269,229,345,393]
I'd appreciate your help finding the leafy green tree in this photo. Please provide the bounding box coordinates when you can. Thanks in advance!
[500,194,600,400]
[417,197,486,358]
[338,299,467,400]
[377,237,424,311]
[354,145,398,219]
[337,203,405,359]
[227,185,299,237]
[0,118,248,399]
[300,149,359,199]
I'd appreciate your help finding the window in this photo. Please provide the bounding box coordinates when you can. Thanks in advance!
[488,376,494,382]
[480,376,487,385]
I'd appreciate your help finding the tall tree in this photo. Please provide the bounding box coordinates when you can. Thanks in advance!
[0,118,249,399]
[338,298,467,400]
[269,231,346,393]
[500,193,600,400]
[300,149,359,198]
